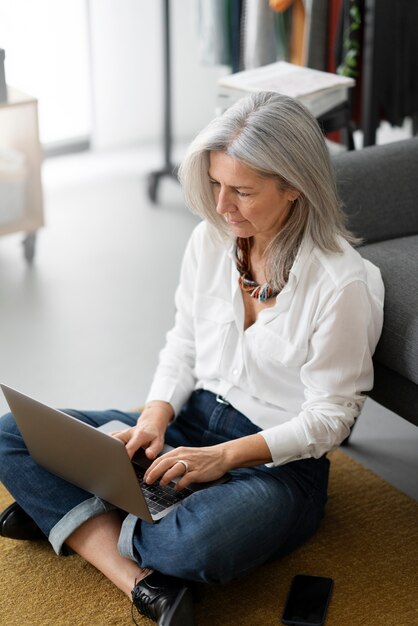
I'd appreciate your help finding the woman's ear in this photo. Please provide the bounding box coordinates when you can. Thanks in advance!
[288,190,301,203]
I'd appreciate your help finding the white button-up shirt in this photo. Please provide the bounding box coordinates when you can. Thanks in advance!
[146,221,384,466]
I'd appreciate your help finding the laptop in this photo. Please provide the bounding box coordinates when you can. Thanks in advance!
[1,384,222,523]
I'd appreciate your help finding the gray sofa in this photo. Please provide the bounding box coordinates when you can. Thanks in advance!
[332,138,418,428]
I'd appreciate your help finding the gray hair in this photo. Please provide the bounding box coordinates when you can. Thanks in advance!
[178,91,358,291]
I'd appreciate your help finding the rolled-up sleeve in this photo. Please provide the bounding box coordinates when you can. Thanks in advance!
[260,278,384,466]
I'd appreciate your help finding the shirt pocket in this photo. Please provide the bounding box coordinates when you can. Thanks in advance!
[249,324,308,368]
[192,295,235,373]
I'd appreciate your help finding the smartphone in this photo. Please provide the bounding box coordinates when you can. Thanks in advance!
[281,574,334,626]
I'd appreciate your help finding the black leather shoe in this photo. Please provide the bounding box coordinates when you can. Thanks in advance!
[131,571,195,626]
[0,502,45,540]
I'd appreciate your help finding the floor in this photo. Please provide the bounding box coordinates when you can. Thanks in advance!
[0,133,417,503]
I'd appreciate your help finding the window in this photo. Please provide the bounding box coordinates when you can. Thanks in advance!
[0,0,91,149]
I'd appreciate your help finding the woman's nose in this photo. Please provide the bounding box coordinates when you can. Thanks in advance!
[215,188,235,215]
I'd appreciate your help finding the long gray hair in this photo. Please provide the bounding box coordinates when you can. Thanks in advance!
[178,91,358,291]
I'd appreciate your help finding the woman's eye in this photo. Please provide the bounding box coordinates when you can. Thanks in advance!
[208,180,250,197]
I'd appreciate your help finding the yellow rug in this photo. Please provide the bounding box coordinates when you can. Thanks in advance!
[1,450,417,626]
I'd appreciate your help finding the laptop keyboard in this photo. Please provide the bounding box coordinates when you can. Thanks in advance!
[133,464,194,515]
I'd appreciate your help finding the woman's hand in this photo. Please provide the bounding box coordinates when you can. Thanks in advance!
[144,433,273,490]
[111,401,173,460]
[144,444,230,490]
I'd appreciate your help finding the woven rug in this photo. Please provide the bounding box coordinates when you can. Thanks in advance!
[1,450,417,626]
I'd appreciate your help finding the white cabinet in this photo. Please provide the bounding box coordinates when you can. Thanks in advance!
[0,87,44,262]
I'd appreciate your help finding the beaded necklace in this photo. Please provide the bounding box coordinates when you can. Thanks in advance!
[235,237,278,303]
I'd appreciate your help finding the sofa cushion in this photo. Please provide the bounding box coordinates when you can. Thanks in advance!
[333,139,418,244]
[370,363,418,427]
[359,235,418,386]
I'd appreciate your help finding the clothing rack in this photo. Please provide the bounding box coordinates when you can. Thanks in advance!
[147,0,417,190]
[147,0,178,203]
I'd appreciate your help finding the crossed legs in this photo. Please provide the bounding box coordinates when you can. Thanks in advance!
[65,510,151,598]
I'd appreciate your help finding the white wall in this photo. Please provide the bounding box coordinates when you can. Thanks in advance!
[89,0,229,150]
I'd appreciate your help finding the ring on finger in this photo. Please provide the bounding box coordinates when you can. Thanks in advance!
[176,459,189,474]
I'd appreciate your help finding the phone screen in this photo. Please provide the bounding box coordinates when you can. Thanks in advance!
[281,574,333,626]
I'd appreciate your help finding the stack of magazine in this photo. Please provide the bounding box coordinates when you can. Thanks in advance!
[217,61,355,118]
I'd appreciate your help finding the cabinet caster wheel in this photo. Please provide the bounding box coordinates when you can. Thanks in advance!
[23,232,37,264]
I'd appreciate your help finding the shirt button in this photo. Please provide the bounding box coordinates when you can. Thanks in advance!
[232,368,239,377]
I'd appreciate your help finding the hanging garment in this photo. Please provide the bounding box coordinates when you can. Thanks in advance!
[325,0,344,144]
[270,0,305,66]
[304,0,329,70]
[243,0,279,69]
[371,0,418,127]
[196,0,290,71]
[334,0,418,142]
[327,0,343,73]
[195,0,231,66]
[230,0,244,72]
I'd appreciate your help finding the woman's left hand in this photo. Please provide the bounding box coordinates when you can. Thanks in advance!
[144,444,229,490]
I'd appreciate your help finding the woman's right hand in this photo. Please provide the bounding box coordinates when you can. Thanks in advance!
[111,401,174,460]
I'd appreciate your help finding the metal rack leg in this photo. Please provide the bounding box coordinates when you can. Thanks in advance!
[147,0,179,204]
[147,166,178,204]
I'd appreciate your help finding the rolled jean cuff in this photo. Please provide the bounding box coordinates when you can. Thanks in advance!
[48,496,116,555]
[117,513,140,561]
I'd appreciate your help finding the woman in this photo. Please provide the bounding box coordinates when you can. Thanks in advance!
[0,92,384,626]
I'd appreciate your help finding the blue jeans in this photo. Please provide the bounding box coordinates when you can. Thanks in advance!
[0,390,329,584]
